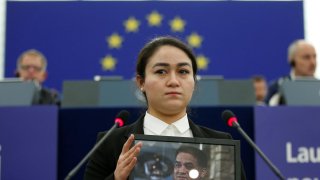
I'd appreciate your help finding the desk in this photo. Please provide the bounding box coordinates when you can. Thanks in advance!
[255,106,320,179]
[1,106,255,180]
[0,106,58,180]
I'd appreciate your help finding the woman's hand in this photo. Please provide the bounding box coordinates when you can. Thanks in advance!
[114,134,142,180]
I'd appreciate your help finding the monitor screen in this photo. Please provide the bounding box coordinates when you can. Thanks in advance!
[0,80,39,106]
[281,80,320,105]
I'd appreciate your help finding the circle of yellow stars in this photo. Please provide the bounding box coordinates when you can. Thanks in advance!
[101,10,209,71]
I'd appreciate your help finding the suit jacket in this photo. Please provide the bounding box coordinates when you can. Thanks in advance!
[84,115,246,180]
[265,75,291,105]
[38,87,60,105]
[33,87,60,105]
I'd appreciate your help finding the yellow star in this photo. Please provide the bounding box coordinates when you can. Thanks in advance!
[106,33,123,49]
[187,33,203,48]
[101,55,117,71]
[169,16,186,32]
[146,11,163,27]
[123,16,140,33]
[196,54,210,70]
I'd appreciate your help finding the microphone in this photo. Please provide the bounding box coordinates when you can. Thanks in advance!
[221,110,286,180]
[64,110,130,180]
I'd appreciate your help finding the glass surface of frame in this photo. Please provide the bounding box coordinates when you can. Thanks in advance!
[130,134,241,180]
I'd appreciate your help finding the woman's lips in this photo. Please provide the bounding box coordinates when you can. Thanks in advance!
[165,91,181,95]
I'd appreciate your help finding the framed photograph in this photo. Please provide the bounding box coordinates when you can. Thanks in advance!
[130,134,241,180]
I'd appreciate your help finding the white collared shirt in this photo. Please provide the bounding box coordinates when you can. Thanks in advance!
[143,111,193,137]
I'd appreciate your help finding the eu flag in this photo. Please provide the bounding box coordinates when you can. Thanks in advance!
[5,1,304,91]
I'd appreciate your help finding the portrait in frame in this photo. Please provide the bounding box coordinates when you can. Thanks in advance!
[130,134,241,180]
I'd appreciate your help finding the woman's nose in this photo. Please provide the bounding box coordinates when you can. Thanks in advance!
[167,72,179,87]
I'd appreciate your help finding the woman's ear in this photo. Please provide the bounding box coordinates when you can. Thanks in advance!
[136,75,144,90]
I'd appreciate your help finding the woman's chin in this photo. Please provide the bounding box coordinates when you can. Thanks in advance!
[162,102,186,112]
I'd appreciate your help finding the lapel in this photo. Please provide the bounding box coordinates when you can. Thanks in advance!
[123,115,145,139]
[188,119,206,138]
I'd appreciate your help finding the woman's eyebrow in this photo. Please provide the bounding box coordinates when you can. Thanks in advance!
[152,62,191,68]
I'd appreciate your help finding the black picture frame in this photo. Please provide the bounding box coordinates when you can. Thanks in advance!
[130,134,241,180]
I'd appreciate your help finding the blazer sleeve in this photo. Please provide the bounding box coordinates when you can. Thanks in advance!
[84,131,126,180]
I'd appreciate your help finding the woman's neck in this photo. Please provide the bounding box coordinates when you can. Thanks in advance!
[147,109,187,124]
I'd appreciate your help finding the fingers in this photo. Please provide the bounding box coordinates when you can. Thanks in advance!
[120,135,142,162]
[121,134,135,154]
[122,146,141,172]
[114,134,142,180]
[124,156,137,173]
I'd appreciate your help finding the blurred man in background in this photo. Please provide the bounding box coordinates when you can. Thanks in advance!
[265,39,317,106]
[16,49,60,105]
[252,75,268,106]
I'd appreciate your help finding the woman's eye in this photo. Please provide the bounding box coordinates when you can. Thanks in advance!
[179,69,190,74]
[155,69,167,74]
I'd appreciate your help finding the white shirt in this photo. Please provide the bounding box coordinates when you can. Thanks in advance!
[143,111,193,137]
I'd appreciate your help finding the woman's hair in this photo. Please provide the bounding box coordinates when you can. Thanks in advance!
[136,36,198,80]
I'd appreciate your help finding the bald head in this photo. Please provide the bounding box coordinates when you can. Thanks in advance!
[287,39,317,77]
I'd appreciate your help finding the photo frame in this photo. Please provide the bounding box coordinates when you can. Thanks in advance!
[130,134,241,180]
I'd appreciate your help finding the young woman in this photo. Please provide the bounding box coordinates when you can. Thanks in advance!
[84,36,246,180]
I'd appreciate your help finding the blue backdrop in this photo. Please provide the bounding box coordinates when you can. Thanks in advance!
[5,1,304,91]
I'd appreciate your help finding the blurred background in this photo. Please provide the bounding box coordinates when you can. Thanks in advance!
[1,0,319,92]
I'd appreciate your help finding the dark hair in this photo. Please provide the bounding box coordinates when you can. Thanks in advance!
[251,75,266,82]
[175,145,208,168]
[136,36,198,81]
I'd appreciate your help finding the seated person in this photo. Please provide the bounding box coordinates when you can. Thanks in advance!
[15,49,60,105]
[252,75,268,105]
[265,39,317,106]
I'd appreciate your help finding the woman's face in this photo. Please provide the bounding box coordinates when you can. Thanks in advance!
[139,45,195,117]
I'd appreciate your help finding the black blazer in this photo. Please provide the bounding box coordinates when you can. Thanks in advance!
[84,115,246,180]
[37,88,60,105]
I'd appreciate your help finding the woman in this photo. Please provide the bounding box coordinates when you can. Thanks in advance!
[84,36,246,180]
